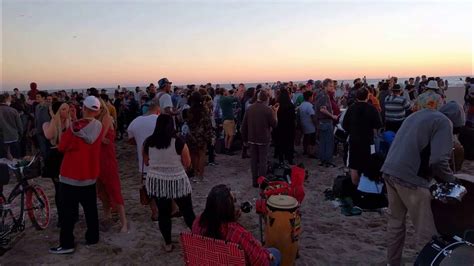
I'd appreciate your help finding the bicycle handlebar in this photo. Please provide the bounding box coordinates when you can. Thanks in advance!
[0,153,40,171]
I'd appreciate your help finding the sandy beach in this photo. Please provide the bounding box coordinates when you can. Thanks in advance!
[1,132,472,265]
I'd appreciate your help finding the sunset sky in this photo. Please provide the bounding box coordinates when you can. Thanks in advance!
[2,0,473,90]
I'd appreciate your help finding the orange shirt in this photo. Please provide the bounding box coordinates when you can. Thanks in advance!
[368,93,381,112]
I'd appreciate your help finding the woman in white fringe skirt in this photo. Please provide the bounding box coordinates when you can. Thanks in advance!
[143,114,195,252]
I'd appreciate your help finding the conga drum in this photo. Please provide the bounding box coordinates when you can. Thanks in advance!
[264,195,301,266]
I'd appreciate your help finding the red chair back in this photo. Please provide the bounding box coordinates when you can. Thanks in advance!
[180,231,246,266]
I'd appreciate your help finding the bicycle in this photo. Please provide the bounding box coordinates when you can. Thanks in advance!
[0,153,50,247]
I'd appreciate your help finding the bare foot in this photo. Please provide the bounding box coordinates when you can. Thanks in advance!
[162,244,174,253]
[119,224,129,233]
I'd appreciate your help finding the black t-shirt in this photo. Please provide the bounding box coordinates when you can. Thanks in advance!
[342,102,382,145]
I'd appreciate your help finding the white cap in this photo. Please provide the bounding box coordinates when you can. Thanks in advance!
[425,80,439,90]
[83,96,101,111]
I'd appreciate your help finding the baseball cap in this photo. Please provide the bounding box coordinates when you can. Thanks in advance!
[158,78,172,89]
[83,96,101,111]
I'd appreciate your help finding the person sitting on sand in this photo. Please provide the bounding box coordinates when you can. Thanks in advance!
[192,184,281,266]
[143,114,195,252]
[381,101,465,266]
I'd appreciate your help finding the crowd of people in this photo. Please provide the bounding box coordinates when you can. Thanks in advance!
[0,75,473,265]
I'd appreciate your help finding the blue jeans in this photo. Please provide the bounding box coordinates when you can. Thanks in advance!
[267,247,281,266]
[318,122,334,163]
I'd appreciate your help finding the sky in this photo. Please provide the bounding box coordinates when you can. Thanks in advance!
[1,0,473,90]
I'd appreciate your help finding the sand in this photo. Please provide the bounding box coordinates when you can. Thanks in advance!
[1,136,473,265]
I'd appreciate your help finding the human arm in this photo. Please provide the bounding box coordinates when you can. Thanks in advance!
[430,119,456,183]
[181,144,192,169]
[142,140,150,167]
[270,104,279,127]
[127,120,137,145]
[231,224,271,266]
[241,112,248,143]
[101,115,113,144]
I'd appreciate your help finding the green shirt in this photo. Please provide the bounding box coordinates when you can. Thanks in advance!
[220,96,238,120]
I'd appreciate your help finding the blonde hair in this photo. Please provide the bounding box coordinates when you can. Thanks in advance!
[96,98,110,122]
[50,102,71,146]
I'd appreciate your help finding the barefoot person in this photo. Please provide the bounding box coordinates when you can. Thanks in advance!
[50,96,103,254]
[143,114,195,252]
[186,92,214,182]
[96,99,128,233]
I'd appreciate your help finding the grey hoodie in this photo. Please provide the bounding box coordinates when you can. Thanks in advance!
[382,102,464,187]
[72,119,102,144]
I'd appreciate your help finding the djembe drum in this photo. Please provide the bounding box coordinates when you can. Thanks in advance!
[264,195,301,266]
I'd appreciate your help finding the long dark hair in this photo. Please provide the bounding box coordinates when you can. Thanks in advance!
[188,91,206,125]
[199,184,236,239]
[278,88,292,108]
[143,114,175,153]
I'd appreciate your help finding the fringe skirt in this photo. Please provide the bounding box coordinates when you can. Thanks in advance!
[145,166,192,199]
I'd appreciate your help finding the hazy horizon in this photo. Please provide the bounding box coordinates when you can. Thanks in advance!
[2,0,473,90]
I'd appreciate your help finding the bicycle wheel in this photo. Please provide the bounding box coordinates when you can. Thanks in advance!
[26,185,50,230]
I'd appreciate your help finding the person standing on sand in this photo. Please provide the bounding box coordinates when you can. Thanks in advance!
[50,96,103,254]
[186,92,214,182]
[413,80,445,112]
[127,99,160,221]
[299,91,317,158]
[0,93,23,159]
[42,101,71,227]
[274,88,295,164]
[96,99,128,233]
[383,84,411,132]
[220,89,240,155]
[315,78,338,167]
[143,114,195,252]
[343,87,382,185]
[381,101,465,266]
[241,91,278,188]
[35,91,52,159]
[155,78,178,116]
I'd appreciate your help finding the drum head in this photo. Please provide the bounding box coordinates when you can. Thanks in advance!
[440,245,474,266]
[267,195,298,210]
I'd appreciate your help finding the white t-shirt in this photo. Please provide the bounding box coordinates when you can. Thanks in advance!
[299,101,316,134]
[127,114,159,173]
[156,92,173,110]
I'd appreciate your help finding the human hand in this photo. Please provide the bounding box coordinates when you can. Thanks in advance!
[102,138,110,145]
[272,103,280,113]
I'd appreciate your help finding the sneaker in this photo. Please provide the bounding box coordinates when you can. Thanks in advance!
[49,246,75,254]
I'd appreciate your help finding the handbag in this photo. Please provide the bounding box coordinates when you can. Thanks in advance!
[139,160,151,206]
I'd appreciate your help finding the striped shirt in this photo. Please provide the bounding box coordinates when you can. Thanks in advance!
[384,95,411,122]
